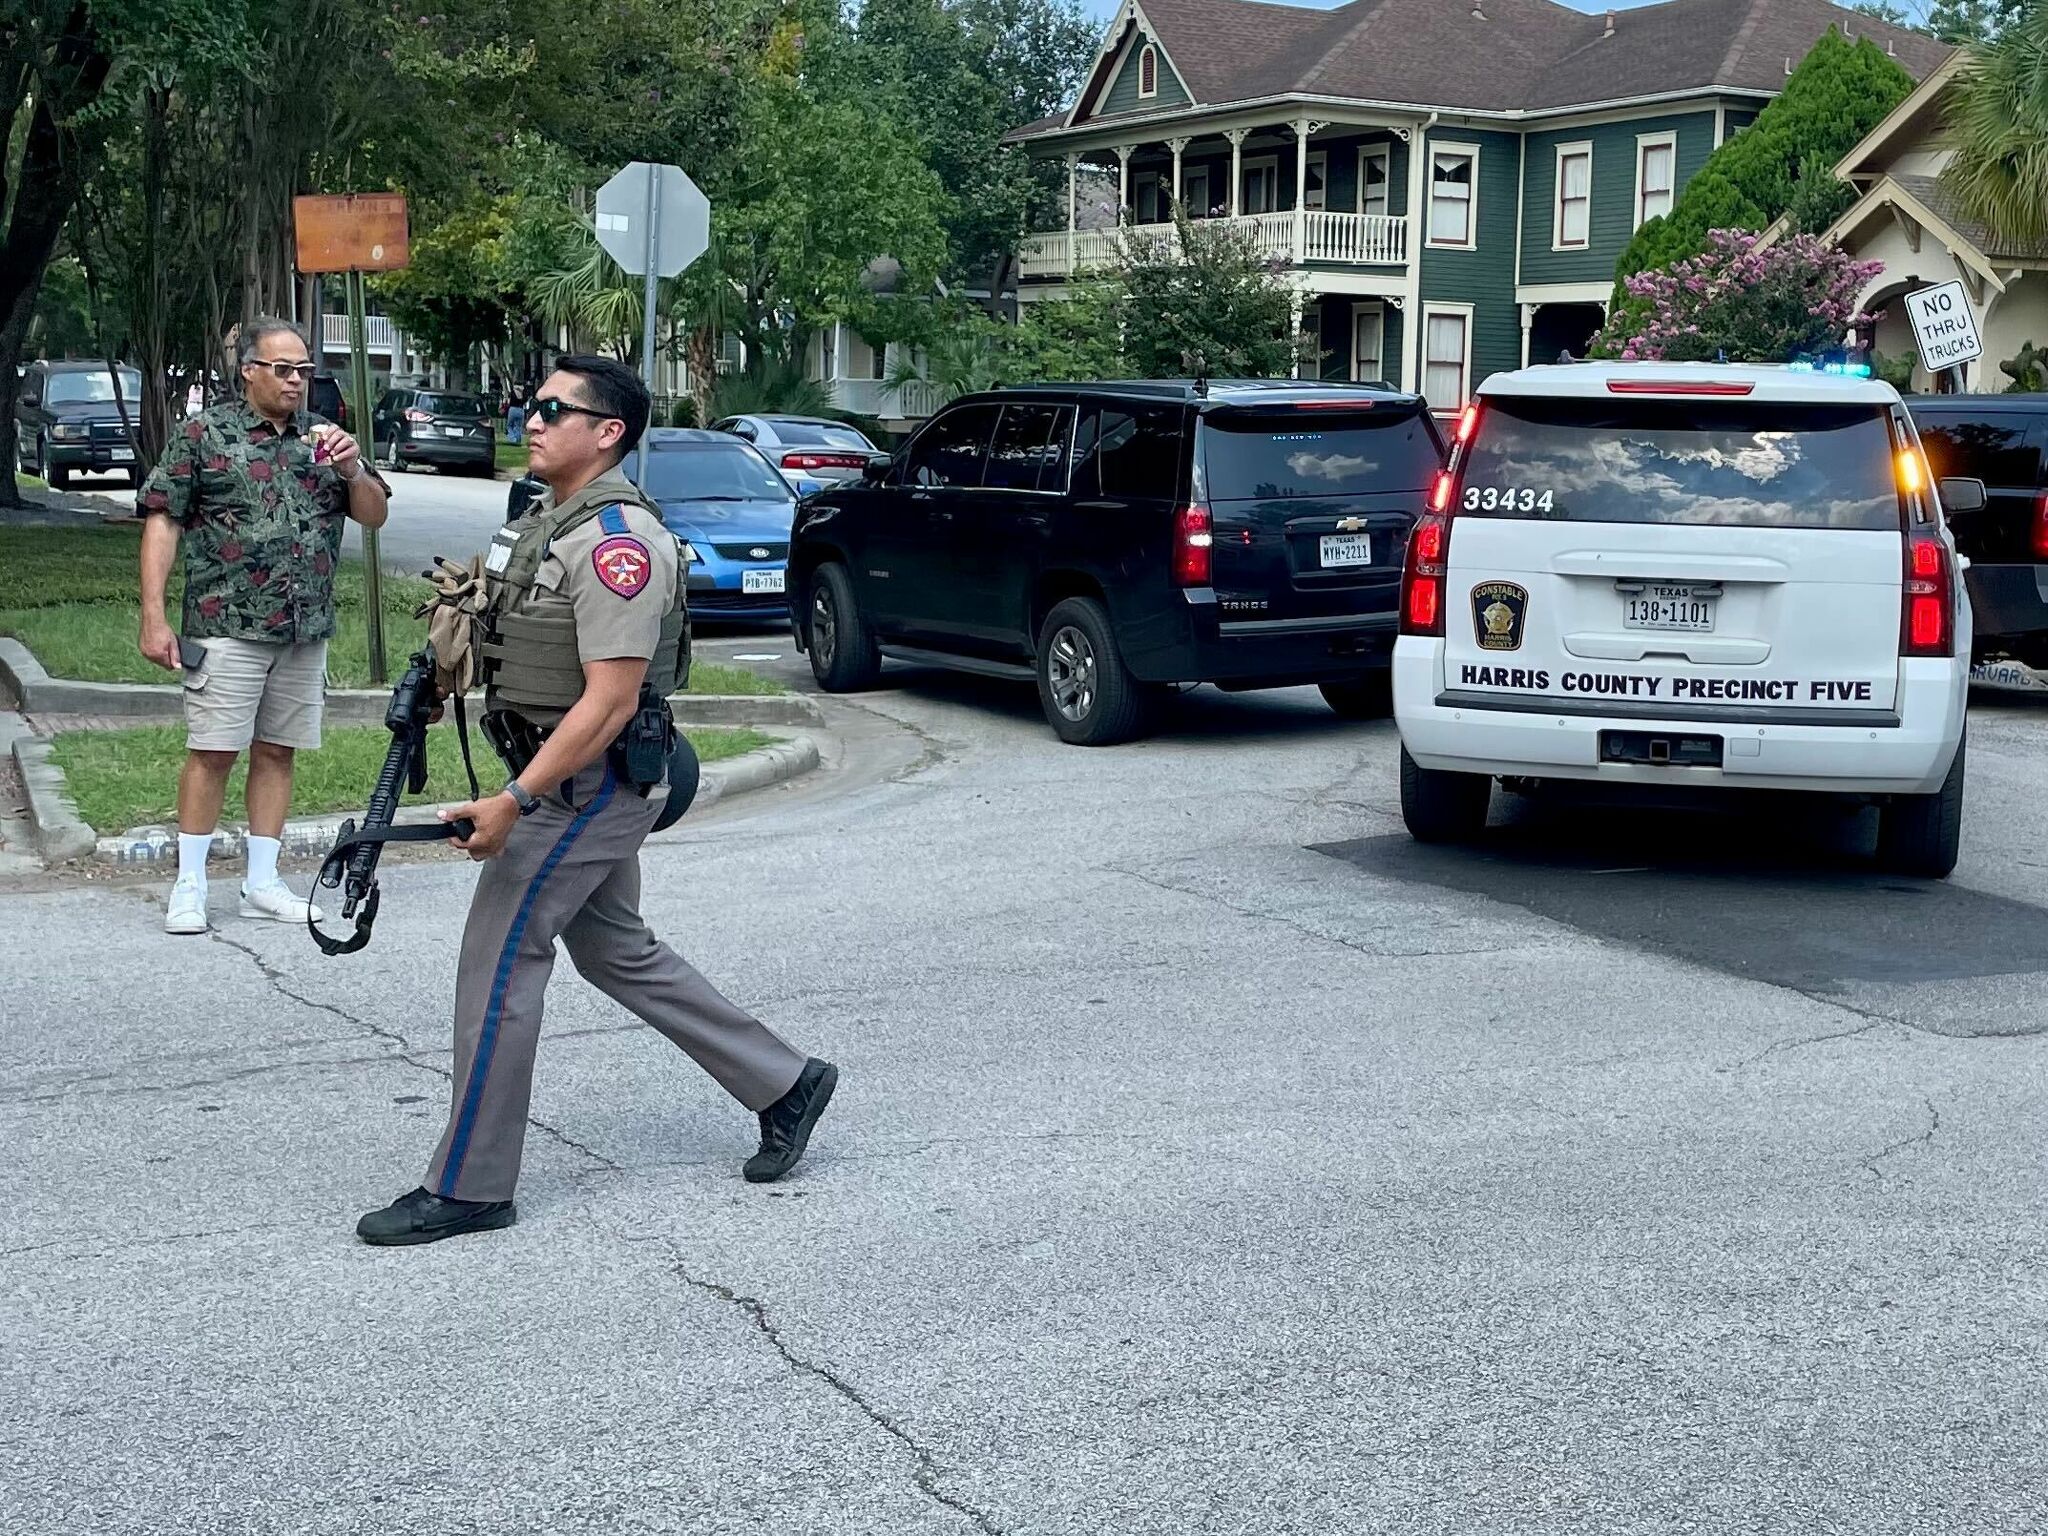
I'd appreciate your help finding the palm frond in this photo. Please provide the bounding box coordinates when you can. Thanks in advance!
[1943,18,2048,251]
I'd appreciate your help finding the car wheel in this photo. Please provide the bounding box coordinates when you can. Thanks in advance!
[1035,596,1150,746]
[1875,732,1964,879]
[1319,672,1394,720]
[45,441,70,490]
[1399,745,1491,843]
[378,436,400,471]
[807,562,881,691]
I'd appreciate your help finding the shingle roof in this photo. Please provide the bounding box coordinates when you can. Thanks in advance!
[1034,0,1950,128]
[1893,173,2048,262]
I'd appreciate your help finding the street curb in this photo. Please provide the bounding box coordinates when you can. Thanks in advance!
[93,732,823,866]
[0,639,821,728]
[2,710,97,863]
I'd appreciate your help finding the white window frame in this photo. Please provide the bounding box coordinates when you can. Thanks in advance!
[1553,141,1592,251]
[1357,145,1391,219]
[1138,44,1158,100]
[1427,143,1480,251]
[1182,164,1212,217]
[819,325,840,383]
[1351,302,1386,384]
[1635,132,1677,229]
[1304,149,1328,213]
[1421,303,1475,411]
[1242,154,1280,216]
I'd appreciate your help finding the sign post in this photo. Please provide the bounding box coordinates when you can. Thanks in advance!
[595,162,710,483]
[1904,279,1983,394]
[293,193,411,684]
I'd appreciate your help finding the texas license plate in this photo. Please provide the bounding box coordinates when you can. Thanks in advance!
[1623,584,1716,631]
[741,569,786,595]
[1319,534,1373,568]
[109,448,134,462]
[441,425,465,437]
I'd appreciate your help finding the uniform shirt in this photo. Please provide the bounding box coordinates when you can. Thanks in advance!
[492,469,679,727]
[138,401,352,643]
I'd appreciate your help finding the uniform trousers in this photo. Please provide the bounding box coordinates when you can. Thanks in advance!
[426,760,806,1201]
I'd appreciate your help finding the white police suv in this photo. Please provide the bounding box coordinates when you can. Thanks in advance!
[1393,361,1977,877]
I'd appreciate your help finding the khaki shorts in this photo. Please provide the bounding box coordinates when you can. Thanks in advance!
[183,637,329,752]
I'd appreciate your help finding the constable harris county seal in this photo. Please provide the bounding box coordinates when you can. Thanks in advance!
[1470,581,1527,651]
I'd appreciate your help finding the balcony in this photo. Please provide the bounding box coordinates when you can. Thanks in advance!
[319,312,401,356]
[1019,211,1409,278]
[827,377,945,422]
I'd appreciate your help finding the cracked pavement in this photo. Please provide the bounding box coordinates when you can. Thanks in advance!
[3,673,2046,1534]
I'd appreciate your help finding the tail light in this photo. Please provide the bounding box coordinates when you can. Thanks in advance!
[2033,492,2048,559]
[1901,532,1954,657]
[404,408,432,423]
[782,451,868,471]
[1402,403,1481,636]
[1173,504,1213,587]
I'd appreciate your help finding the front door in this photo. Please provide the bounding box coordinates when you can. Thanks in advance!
[870,403,1000,642]
[939,401,1075,654]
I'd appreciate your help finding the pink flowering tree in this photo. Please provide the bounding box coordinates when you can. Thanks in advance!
[1591,229,1884,363]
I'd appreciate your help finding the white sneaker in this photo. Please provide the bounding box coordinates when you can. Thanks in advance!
[239,879,324,925]
[165,876,209,935]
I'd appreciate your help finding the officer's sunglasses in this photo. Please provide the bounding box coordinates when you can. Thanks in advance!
[249,360,317,381]
[528,396,620,428]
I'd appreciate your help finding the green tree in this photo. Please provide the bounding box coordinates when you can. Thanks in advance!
[1851,1,1912,25]
[1115,212,1301,378]
[1942,4,2048,252]
[1925,0,2025,43]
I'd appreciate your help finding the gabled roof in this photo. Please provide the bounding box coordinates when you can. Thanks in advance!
[1832,47,1970,182]
[1036,0,1950,133]
[1816,173,2037,295]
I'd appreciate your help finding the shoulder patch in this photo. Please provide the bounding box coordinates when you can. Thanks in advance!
[599,504,630,536]
[591,535,653,598]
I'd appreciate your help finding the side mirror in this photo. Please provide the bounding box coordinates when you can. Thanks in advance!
[1937,476,1987,514]
[862,453,894,484]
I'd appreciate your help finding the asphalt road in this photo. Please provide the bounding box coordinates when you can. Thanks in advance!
[3,671,2044,1534]
[88,466,512,578]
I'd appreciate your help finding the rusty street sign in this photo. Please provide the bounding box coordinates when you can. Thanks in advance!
[293,194,411,274]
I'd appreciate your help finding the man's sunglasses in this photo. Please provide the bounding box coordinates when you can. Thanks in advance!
[249,360,316,380]
[528,396,619,427]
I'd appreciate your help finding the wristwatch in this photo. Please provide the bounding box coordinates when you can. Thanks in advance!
[504,781,541,817]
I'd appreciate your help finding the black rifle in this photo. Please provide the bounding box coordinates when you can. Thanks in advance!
[309,646,478,955]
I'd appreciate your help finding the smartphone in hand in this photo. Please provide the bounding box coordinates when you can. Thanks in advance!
[178,637,207,672]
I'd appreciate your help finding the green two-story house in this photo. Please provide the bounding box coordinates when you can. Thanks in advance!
[1005,0,1945,409]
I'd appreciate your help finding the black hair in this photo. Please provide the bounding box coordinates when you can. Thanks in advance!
[553,353,650,463]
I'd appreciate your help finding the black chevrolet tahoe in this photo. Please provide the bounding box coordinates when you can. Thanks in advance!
[787,380,1446,745]
[1909,393,2048,669]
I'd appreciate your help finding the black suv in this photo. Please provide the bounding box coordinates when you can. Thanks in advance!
[787,380,1446,744]
[14,359,144,487]
[371,387,496,476]
[1908,394,2048,669]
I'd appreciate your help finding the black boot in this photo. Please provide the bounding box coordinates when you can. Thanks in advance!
[744,1058,839,1184]
[356,1186,517,1246]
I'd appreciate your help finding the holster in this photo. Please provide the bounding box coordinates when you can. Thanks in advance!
[482,709,546,779]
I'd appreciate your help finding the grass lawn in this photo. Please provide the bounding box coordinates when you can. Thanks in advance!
[0,524,786,694]
[50,721,771,833]
[496,441,529,474]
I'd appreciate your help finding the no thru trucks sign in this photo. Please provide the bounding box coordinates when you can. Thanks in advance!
[1905,281,1983,374]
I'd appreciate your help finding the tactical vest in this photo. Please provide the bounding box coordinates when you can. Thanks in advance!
[479,475,691,722]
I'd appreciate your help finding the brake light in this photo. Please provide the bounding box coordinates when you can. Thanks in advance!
[1173,504,1213,587]
[1901,532,1954,657]
[782,451,867,470]
[2033,493,2048,559]
[1605,379,1756,396]
[404,408,432,422]
[1455,403,1481,446]
[1428,470,1453,513]
[1401,514,1447,634]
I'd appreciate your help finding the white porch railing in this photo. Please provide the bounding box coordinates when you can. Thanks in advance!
[319,312,400,355]
[828,377,944,421]
[1020,211,1409,276]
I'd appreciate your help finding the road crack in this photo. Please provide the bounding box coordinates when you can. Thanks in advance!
[668,1261,1004,1534]
[1862,1097,1941,1181]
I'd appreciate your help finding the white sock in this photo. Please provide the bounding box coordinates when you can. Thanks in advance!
[177,832,213,885]
[246,835,281,890]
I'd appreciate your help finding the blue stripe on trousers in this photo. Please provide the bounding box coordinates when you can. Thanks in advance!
[439,765,618,1195]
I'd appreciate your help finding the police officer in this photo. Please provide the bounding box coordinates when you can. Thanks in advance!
[357,355,836,1246]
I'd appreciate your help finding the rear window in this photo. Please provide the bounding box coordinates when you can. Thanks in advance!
[1913,411,2043,489]
[1459,397,1903,531]
[770,420,870,450]
[418,393,491,417]
[1201,405,1442,500]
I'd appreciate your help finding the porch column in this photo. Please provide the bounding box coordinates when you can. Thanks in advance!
[1116,145,1133,222]
[1521,304,1536,367]
[1400,122,1429,392]
[1168,138,1188,216]
[1293,118,1310,257]
[1227,129,1246,217]
[1290,287,1305,380]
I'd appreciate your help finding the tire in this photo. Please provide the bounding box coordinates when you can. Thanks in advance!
[377,436,401,471]
[1035,596,1150,746]
[45,444,70,490]
[1875,733,1964,879]
[1399,745,1492,843]
[807,562,881,691]
[1319,672,1394,720]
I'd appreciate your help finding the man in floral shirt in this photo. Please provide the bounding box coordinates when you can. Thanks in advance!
[138,318,390,934]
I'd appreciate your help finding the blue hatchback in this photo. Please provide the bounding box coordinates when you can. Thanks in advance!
[632,429,823,622]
